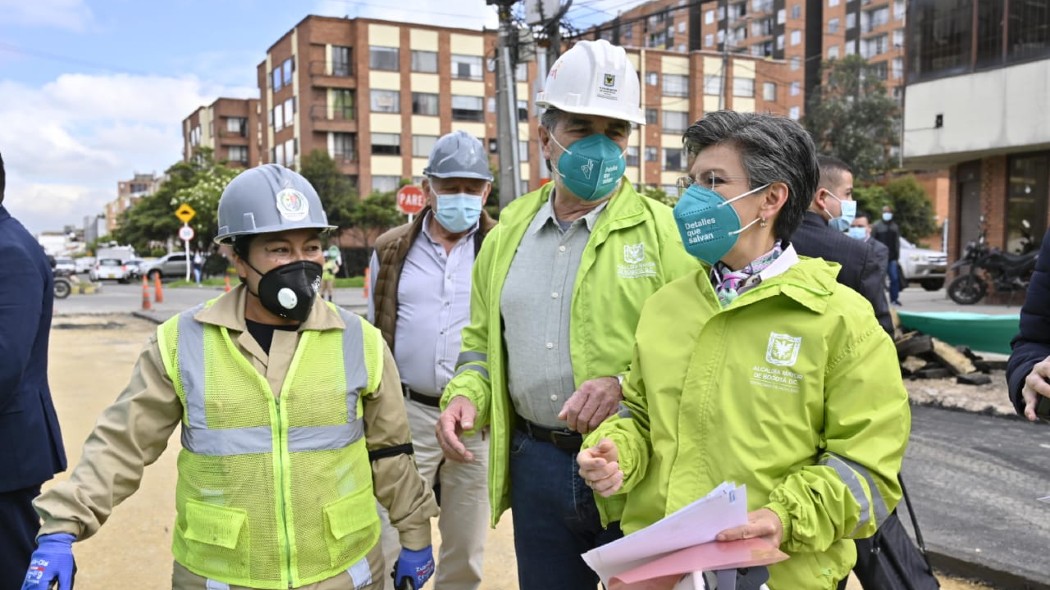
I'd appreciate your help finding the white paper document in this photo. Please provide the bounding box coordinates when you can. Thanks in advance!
[581,482,749,585]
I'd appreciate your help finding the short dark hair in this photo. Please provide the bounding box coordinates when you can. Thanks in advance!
[817,155,852,192]
[855,209,872,223]
[540,107,567,134]
[682,111,818,241]
[0,150,5,205]
[231,235,254,261]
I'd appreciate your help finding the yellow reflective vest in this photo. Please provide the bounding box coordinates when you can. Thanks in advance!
[157,300,384,589]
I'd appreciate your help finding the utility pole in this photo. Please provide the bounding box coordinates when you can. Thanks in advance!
[532,0,572,182]
[719,0,728,111]
[490,0,523,210]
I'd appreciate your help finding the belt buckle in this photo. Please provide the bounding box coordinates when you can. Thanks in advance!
[550,429,581,451]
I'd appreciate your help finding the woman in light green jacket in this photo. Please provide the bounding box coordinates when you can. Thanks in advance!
[578,111,910,589]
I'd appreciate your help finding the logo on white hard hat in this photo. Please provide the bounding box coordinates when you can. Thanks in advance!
[597,71,620,101]
[275,188,309,221]
[603,74,616,87]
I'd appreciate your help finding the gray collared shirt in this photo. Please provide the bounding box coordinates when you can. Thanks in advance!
[368,212,478,395]
[500,194,607,428]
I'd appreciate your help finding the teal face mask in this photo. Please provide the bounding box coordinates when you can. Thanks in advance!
[673,182,770,265]
[825,191,856,232]
[549,133,626,201]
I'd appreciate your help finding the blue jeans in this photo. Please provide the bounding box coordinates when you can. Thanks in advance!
[887,260,901,303]
[509,430,623,590]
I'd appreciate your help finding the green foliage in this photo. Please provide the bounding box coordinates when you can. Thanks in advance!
[803,55,901,181]
[852,185,890,222]
[343,191,403,248]
[854,175,937,242]
[174,162,239,250]
[299,150,358,229]
[641,185,677,207]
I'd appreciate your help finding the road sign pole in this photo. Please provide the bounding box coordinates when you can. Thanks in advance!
[183,223,191,282]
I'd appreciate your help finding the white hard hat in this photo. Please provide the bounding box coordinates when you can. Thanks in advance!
[535,39,645,126]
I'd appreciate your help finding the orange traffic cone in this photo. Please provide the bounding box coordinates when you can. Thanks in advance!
[153,273,164,304]
[363,267,370,299]
[224,274,232,293]
[141,275,152,311]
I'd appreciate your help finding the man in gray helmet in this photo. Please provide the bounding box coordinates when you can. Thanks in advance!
[368,130,495,590]
[22,164,438,590]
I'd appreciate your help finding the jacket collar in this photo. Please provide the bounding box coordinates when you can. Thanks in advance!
[701,252,841,315]
[508,179,645,234]
[195,284,345,333]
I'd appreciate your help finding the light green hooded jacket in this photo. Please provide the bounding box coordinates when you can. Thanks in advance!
[585,257,910,589]
[440,180,699,526]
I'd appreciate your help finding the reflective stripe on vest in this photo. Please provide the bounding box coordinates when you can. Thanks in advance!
[176,307,367,456]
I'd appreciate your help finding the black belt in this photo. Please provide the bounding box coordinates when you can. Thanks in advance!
[514,415,582,452]
[403,384,441,408]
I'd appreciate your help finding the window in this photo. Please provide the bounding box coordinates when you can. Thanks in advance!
[645,108,658,125]
[332,46,352,76]
[664,147,685,170]
[369,46,399,71]
[411,50,438,73]
[411,92,438,116]
[1006,154,1050,251]
[515,63,528,81]
[274,143,284,166]
[412,135,437,157]
[777,9,786,24]
[623,25,633,39]
[662,110,688,134]
[371,90,400,113]
[790,56,801,70]
[828,44,840,59]
[776,34,784,50]
[517,100,529,122]
[626,146,639,167]
[791,4,801,19]
[862,34,889,58]
[283,97,295,128]
[451,95,484,121]
[846,13,856,30]
[870,61,888,80]
[763,82,776,101]
[703,74,722,95]
[282,58,294,86]
[732,78,754,97]
[647,72,658,86]
[892,58,904,79]
[1008,0,1050,61]
[829,0,839,6]
[845,42,856,56]
[226,117,246,136]
[333,89,354,121]
[284,138,296,166]
[372,176,400,193]
[893,0,905,20]
[372,133,401,156]
[705,34,714,47]
[518,140,529,158]
[452,54,483,79]
[662,73,688,97]
[828,18,840,34]
[789,106,800,120]
[644,146,658,162]
[228,146,248,163]
[273,103,283,131]
[790,30,801,46]
[893,29,905,50]
[704,9,714,24]
[272,68,282,91]
[789,81,801,96]
[332,132,355,161]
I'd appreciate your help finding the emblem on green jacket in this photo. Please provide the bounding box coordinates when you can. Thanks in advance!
[765,332,802,367]
[618,242,656,279]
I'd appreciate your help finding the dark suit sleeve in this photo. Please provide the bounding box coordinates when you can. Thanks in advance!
[1006,229,1050,414]
[0,242,43,412]
[859,245,893,337]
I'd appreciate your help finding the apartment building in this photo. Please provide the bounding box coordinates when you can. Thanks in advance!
[181,97,261,168]
[589,0,908,119]
[903,0,1050,264]
[105,172,163,232]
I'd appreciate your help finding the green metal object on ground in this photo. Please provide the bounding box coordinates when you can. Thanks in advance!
[896,310,1020,355]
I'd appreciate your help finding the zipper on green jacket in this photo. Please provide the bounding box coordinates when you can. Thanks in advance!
[275,396,295,588]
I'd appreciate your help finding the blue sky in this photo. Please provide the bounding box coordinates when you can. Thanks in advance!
[0,0,644,236]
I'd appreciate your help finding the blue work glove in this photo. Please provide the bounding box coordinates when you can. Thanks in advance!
[392,546,435,589]
[22,533,76,590]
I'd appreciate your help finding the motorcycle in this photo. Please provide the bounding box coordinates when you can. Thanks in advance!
[53,275,72,299]
[947,218,1039,305]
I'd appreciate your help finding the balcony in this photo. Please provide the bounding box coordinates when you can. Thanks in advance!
[332,155,359,176]
[309,60,356,89]
[310,104,357,133]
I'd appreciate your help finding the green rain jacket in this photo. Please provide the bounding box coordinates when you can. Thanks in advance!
[441,180,699,526]
[585,257,910,589]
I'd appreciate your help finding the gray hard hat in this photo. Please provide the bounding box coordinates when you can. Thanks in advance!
[214,164,334,244]
[422,130,493,181]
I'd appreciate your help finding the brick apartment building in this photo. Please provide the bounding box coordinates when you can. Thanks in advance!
[182,97,261,168]
[105,172,163,233]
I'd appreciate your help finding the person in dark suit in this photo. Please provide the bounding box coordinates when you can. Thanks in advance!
[790,156,893,336]
[0,151,67,590]
[1007,227,1050,421]
[850,209,890,279]
[873,206,902,306]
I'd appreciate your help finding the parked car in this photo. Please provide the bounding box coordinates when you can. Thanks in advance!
[53,257,76,276]
[144,252,188,280]
[899,237,947,291]
[74,257,95,274]
[124,258,147,280]
[90,258,129,283]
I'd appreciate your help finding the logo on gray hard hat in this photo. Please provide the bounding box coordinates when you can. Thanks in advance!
[275,188,309,221]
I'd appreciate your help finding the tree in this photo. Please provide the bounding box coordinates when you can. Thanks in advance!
[343,191,402,249]
[174,162,239,251]
[854,175,937,243]
[803,55,901,181]
[299,150,357,229]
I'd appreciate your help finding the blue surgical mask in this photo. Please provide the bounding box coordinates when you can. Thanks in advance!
[847,227,868,241]
[433,191,483,233]
[825,192,856,232]
[549,133,626,201]
[673,182,770,265]
[882,212,893,222]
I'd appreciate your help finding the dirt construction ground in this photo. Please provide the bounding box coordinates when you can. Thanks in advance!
[43,315,991,589]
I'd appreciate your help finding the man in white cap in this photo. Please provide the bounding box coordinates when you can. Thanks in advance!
[368,130,496,590]
[435,40,698,590]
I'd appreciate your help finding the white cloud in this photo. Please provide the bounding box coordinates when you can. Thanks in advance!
[0,0,94,32]
[0,73,236,235]
[312,0,499,30]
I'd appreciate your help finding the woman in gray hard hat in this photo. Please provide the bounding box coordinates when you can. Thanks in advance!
[23,164,438,590]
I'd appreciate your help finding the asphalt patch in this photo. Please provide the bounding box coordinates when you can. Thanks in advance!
[53,321,125,330]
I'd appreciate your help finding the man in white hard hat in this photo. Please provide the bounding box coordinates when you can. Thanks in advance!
[368,131,496,590]
[22,164,438,590]
[435,40,699,590]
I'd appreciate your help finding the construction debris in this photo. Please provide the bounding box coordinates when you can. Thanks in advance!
[895,330,998,385]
